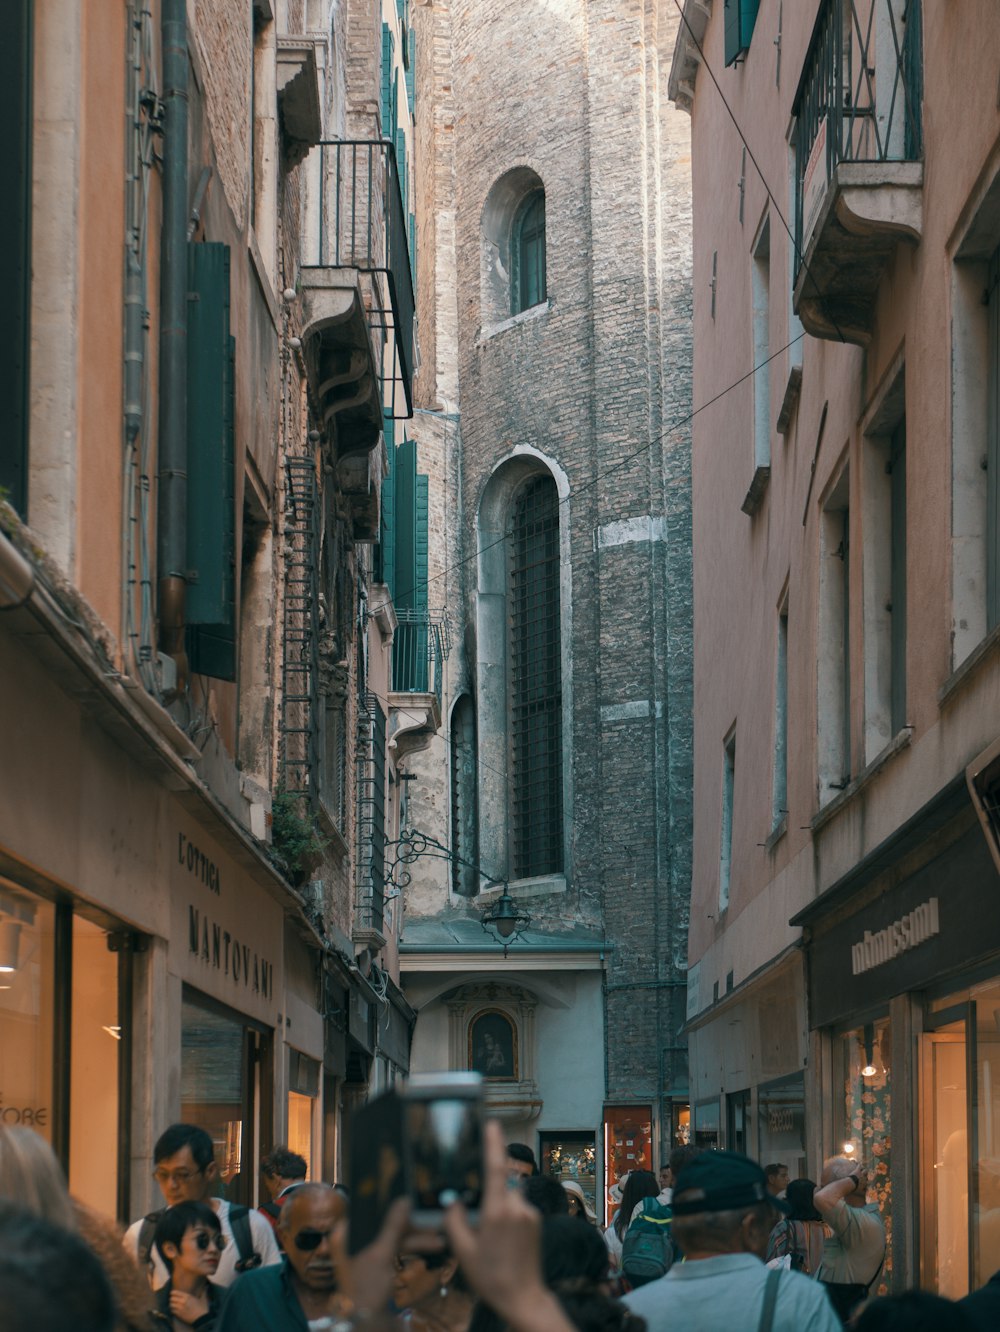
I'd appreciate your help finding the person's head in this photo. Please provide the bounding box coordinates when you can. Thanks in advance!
[614,1169,660,1238]
[853,1291,974,1331]
[821,1154,866,1202]
[393,1244,464,1311]
[0,1126,76,1231]
[764,1163,789,1196]
[667,1144,704,1182]
[261,1146,308,1201]
[0,1203,116,1332]
[785,1178,821,1222]
[671,1151,788,1260]
[658,1166,672,1190]
[152,1201,224,1284]
[524,1174,571,1216]
[152,1124,217,1207]
[278,1183,346,1293]
[561,1180,597,1224]
[506,1142,537,1180]
[542,1215,610,1289]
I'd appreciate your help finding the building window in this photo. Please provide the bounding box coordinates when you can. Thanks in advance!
[744,215,771,514]
[838,1019,891,1296]
[450,694,479,896]
[511,189,546,314]
[818,469,851,803]
[724,0,760,68]
[719,731,736,911]
[862,375,906,761]
[509,475,563,879]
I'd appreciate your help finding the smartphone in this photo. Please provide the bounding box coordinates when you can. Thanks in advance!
[347,1071,484,1252]
[404,1071,484,1228]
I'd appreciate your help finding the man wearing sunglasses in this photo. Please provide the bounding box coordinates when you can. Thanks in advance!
[217,1183,348,1330]
[125,1123,282,1290]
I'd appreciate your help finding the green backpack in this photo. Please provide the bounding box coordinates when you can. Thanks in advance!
[620,1197,676,1288]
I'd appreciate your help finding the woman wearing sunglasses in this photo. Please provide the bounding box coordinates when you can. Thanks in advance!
[152,1201,228,1329]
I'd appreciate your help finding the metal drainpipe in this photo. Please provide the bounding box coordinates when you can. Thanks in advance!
[156,0,189,694]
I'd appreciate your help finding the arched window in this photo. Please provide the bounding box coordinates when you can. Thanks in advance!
[450,694,478,896]
[508,475,563,878]
[511,189,546,314]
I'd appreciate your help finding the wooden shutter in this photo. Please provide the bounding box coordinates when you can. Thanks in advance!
[377,410,396,597]
[380,24,394,136]
[186,244,236,680]
[988,247,1000,631]
[889,422,907,733]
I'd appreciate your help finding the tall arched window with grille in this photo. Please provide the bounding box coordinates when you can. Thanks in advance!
[508,475,563,877]
[511,189,546,315]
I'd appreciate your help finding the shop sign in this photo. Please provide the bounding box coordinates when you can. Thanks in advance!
[0,1097,48,1127]
[188,906,274,998]
[808,826,1000,1028]
[850,897,939,975]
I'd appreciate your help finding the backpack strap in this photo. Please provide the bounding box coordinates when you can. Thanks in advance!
[757,1269,782,1332]
[229,1204,262,1272]
[137,1209,166,1281]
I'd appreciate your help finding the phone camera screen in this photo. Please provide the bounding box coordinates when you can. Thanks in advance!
[407,1097,483,1211]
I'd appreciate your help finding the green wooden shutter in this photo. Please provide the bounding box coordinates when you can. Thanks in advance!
[405,29,415,111]
[890,423,907,734]
[380,24,394,136]
[186,244,236,680]
[724,0,759,66]
[377,410,396,599]
[393,435,417,610]
[0,0,32,517]
[408,212,417,286]
[412,473,429,691]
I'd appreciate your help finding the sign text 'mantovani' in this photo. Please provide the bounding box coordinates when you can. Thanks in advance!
[188,906,273,998]
[851,896,940,976]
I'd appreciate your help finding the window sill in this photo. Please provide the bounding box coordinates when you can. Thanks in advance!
[776,364,803,436]
[939,621,1000,709]
[764,815,787,852]
[477,873,567,901]
[812,726,913,835]
[477,299,552,345]
[316,802,350,858]
[741,464,771,517]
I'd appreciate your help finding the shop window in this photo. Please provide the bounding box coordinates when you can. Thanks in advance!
[540,1131,597,1217]
[468,1010,516,1081]
[838,1018,891,1294]
[693,1098,721,1150]
[69,917,120,1217]
[287,1049,320,1179]
[757,1072,806,1180]
[0,887,56,1140]
[181,991,270,1206]
[603,1106,653,1224]
[726,1088,751,1154]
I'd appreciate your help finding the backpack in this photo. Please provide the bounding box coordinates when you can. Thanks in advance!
[620,1197,676,1287]
[138,1203,261,1279]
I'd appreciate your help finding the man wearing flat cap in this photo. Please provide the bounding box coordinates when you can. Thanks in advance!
[623,1152,840,1331]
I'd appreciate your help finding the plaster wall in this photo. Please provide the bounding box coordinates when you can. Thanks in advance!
[683,1,1000,1004]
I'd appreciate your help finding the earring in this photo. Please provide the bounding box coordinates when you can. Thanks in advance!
[439,1283,448,1300]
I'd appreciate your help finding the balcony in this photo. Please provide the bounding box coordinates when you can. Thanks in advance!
[388,610,448,759]
[300,141,415,513]
[792,0,923,345]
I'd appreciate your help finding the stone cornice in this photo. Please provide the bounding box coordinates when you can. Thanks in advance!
[668,0,712,114]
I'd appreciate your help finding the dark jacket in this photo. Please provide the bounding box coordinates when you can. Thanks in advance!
[151,1279,225,1331]
[959,1270,1000,1332]
[216,1261,310,1332]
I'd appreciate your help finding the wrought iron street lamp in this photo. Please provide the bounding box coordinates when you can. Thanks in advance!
[480,885,531,956]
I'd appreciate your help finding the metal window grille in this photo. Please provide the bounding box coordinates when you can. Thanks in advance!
[280,457,321,802]
[508,476,563,878]
[355,692,386,934]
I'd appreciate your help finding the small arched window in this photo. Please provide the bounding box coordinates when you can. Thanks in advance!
[508,474,563,878]
[511,189,546,315]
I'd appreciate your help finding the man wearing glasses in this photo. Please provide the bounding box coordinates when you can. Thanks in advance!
[218,1183,348,1329]
[125,1123,281,1289]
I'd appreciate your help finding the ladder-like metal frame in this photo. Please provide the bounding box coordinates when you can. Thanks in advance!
[280,456,321,803]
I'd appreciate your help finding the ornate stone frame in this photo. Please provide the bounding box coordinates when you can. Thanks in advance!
[446,982,541,1121]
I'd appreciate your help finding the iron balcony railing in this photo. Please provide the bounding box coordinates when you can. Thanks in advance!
[302,140,414,418]
[355,691,387,936]
[392,609,447,711]
[793,0,923,269]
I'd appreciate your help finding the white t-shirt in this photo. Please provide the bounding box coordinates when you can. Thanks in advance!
[124,1197,282,1289]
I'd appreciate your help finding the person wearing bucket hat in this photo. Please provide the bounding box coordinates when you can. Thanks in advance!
[561,1180,597,1225]
[622,1152,841,1332]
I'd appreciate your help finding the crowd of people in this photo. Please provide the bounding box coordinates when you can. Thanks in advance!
[1,1118,999,1332]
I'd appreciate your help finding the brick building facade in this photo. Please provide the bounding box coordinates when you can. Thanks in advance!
[399,0,694,1211]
